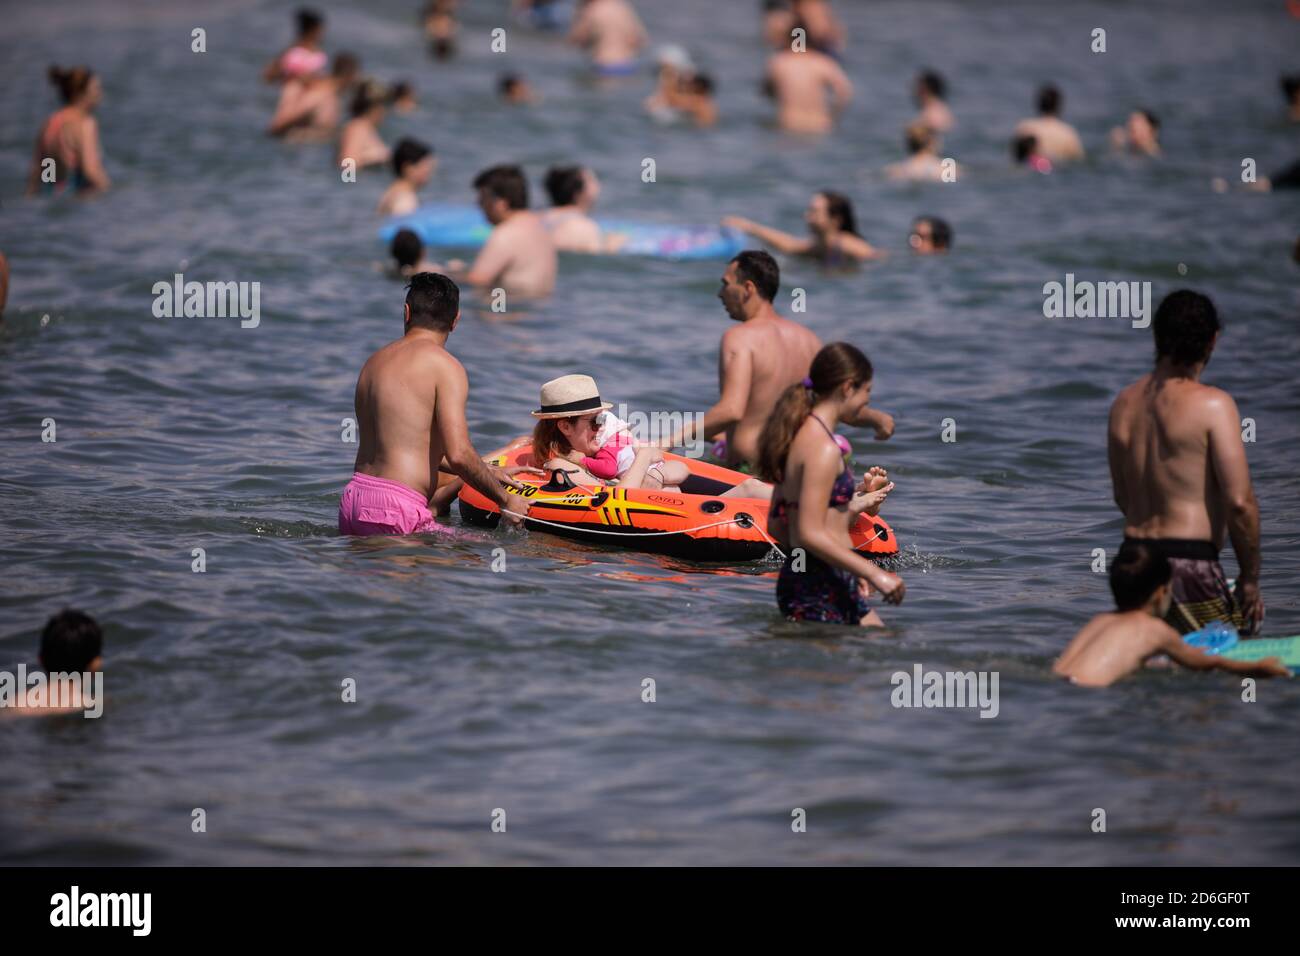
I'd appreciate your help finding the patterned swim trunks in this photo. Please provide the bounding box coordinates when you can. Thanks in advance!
[1123,537,1245,635]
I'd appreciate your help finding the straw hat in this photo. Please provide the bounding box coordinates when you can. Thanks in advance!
[531,374,613,419]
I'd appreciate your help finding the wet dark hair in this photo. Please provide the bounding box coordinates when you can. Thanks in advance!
[1282,74,1300,104]
[473,164,529,210]
[1139,109,1160,131]
[757,343,873,484]
[499,73,523,95]
[296,8,324,37]
[1109,541,1172,612]
[918,69,946,100]
[544,166,585,206]
[916,216,952,250]
[391,81,413,101]
[48,65,95,104]
[691,73,715,95]
[1153,290,1220,367]
[390,229,423,269]
[392,137,432,176]
[40,609,103,673]
[432,37,456,61]
[1037,84,1062,115]
[351,83,387,117]
[730,250,780,302]
[1012,134,1037,163]
[333,52,360,80]
[406,271,459,330]
[819,190,859,236]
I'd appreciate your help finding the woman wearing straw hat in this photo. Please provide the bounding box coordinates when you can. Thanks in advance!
[531,375,673,489]
[531,375,771,497]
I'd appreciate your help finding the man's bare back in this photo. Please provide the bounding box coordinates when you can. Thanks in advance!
[353,333,457,499]
[571,0,646,68]
[467,211,557,298]
[1108,372,1239,545]
[766,50,851,134]
[1013,117,1084,162]
[725,317,820,465]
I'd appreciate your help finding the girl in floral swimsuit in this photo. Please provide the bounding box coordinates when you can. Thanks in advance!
[757,342,905,626]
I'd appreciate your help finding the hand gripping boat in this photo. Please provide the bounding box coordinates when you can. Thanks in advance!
[457,441,899,563]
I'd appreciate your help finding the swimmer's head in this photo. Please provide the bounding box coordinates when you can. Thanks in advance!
[910,216,951,254]
[390,229,423,270]
[391,81,416,111]
[1127,109,1160,150]
[393,138,435,183]
[498,73,533,103]
[332,52,361,85]
[48,65,100,107]
[720,250,779,320]
[473,164,529,222]
[916,69,946,103]
[904,121,935,155]
[351,81,389,119]
[1153,290,1220,369]
[1282,74,1300,107]
[404,271,460,332]
[40,609,103,674]
[807,191,859,237]
[1012,134,1038,164]
[296,8,325,43]
[1109,541,1172,615]
[757,342,874,484]
[1036,84,1062,116]
[544,166,586,208]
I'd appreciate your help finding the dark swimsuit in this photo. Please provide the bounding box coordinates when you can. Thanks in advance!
[773,416,871,624]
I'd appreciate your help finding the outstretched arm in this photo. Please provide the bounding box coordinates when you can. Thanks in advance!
[436,361,528,521]
[1160,630,1288,678]
[721,216,814,256]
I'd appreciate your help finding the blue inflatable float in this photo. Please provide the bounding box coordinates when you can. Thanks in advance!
[379,203,746,261]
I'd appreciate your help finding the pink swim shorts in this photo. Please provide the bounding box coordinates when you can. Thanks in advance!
[338,472,448,536]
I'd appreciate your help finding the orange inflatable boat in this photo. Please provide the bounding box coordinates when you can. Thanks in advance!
[458,440,899,562]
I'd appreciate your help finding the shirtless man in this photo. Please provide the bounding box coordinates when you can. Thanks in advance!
[569,0,647,77]
[339,273,528,536]
[1014,85,1084,163]
[913,70,953,134]
[667,251,893,469]
[268,52,359,141]
[540,166,625,253]
[1108,290,1263,635]
[765,0,846,55]
[438,165,557,298]
[765,45,852,133]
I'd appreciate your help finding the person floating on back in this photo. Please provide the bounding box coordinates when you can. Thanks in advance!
[1054,541,1287,687]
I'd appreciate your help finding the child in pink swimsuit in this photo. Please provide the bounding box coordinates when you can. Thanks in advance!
[581,412,688,487]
